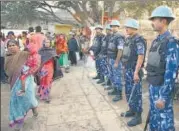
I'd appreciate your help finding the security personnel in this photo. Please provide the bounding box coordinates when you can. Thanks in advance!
[107,20,125,102]
[146,6,179,131]
[97,24,113,86]
[120,18,146,127]
[90,25,105,81]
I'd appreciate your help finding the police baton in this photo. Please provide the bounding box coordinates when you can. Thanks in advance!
[143,111,150,131]
[123,83,137,117]
[103,57,111,89]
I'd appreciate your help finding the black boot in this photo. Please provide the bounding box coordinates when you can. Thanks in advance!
[107,79,111,86]
[93,74,100,79]
[101,83,106,86]
[97,76,104,84]
[112,90,122,102]
[97,79,105,84]
[121,110,135,117]
[127,112,142,127]
[102,79,111,86]
[108,88,117,95]
[106,86,113,90]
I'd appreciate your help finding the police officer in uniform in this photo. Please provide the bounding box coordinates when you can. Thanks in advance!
[146,6,179,131]
[98,24,113,86]
[90,25,105,81]
[120,19,147,127]
[107,20,125,102]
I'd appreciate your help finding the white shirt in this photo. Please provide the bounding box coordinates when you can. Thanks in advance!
[16,39,24,51]
[0,40,6,57]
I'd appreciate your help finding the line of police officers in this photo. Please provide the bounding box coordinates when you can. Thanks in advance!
[89,6,179,130]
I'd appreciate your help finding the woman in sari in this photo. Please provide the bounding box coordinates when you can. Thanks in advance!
[5,40,40,131]
[55,34,70,73]
[38,39,62,103]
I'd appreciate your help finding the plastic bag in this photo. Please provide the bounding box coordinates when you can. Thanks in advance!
[85,55,95,68]
[76,52,80,61]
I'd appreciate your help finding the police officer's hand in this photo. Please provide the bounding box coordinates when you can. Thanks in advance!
[114,62,118,69]
[155,99,165,109]
[134,72,140,83]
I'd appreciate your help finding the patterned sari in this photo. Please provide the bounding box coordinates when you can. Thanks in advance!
[5,51,39,127]
[9,70,38,127]
[38,47,59,101]
[38,59,54,100]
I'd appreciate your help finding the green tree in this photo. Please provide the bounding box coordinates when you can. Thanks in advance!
[1,1,40,25]
[2,1,179,27]
[118,0,179,19]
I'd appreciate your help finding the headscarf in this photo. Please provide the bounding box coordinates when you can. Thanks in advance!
[5,51,29,84]
[55,34,68,55]
[39,47,57,64]
[56,34,66,44]
[26,40,38,54]
[30,33,46,51]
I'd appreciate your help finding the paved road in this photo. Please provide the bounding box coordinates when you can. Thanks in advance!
[1,63,179,131]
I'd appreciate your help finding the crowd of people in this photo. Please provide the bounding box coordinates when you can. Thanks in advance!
[88,5,179,130]
[0,25,91,130]
[0,5,179,131]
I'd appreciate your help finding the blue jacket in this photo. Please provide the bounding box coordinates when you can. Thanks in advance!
[68,38,79,51]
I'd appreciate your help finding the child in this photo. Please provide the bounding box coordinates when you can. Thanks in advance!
[16,40,41,96]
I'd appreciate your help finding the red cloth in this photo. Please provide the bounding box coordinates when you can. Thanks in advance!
[30,33,46,51]
[20,53,41,80]
[55,34,68,55]
[20,40,41,80]
[39,59,54,100]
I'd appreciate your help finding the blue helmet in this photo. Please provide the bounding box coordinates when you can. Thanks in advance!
[95,25,103,30]
[105,24,111,30]
[124,18,139,29]
[110,20,120,27]
[149,6,175,20]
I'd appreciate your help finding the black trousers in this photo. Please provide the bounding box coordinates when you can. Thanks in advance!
[0,57,7,82]
[69,51,77,65]
[80,52,83,60]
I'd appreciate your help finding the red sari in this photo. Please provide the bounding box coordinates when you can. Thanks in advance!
[55,34,68,55]
[38,59,54,100]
